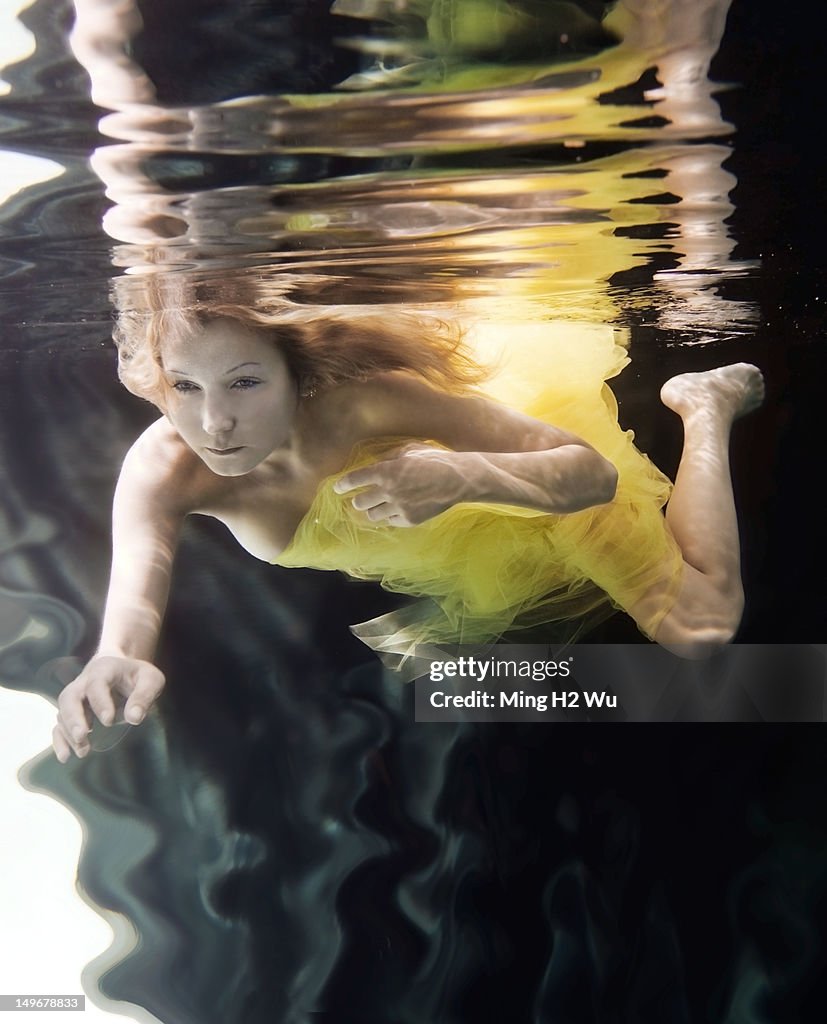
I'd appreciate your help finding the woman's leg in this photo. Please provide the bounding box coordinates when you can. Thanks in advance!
[629,363,764,657]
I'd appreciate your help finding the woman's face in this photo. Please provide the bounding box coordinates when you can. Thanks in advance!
[161,318,298,476]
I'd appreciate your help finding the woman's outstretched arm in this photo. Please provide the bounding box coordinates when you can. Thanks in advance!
[333,373,618,526]
[53,423,188,761]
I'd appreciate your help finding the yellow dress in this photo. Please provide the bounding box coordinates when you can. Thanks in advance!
[274,322,683,672]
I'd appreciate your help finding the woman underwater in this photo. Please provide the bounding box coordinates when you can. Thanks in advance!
[52,277,764,762]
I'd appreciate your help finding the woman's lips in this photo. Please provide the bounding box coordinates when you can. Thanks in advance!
[206,446,244,455]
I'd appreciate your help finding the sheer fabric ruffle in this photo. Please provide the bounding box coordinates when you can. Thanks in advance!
[274,323,682,674]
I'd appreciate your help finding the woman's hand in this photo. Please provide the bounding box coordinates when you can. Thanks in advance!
[52,655,166,762]
[333,443,476,526]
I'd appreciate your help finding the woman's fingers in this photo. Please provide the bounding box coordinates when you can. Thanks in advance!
[333,467,375,494]
[342,478,417,524]
[85,678,118,727]
[56,684,92,749]
[53,708,92,760]
[122,663,165,725]
[343,484,404,522]
[60,662,118,742]
[335,445,441,500]
[53,657,166,760]
[365,502,395,522]
[336,448,444,526]
[350,486,387,512]
[335,451,417,495]
[52,724,74,764]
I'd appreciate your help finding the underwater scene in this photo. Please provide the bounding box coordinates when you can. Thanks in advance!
[0,0,824,1021]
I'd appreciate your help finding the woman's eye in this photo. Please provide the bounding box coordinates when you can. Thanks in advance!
[232,378,261,390]
[172,381,199,393]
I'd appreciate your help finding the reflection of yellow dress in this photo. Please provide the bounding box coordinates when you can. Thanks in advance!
[274,322,683,669]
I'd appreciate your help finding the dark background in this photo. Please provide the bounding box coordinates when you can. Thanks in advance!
[1,1,825,1022]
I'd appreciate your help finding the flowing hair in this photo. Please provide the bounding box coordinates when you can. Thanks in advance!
[112,271,490,409]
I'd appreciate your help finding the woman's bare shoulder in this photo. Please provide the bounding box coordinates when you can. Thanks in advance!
[311,371,582,453]
[309,371,455,441]
[124,416,192,469]
[120,418,225,512]
[315,371,503,445]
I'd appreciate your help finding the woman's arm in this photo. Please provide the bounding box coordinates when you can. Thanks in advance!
[333,373,618,525]
[53,423,189,762]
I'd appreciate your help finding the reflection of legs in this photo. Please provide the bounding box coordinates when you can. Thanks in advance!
[630,363,764,658]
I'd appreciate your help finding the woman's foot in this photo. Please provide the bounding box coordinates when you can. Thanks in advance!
[660,363,765,423]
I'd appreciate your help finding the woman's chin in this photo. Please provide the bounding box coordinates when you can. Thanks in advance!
[201,451,261,476]
[209,465,253,477]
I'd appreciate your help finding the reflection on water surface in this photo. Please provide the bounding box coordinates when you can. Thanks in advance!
[1,2,823,1023]
[75,0,754,341]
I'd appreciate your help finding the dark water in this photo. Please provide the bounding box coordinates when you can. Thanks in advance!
[1,1,825,1021]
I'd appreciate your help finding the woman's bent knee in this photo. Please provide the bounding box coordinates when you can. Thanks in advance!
[654,624,738,660]
[638,563,744,659]
[651,592,743,659]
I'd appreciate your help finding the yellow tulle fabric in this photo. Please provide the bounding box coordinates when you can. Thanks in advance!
[274,322,683,671]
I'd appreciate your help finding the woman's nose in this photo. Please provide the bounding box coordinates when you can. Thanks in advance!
[201,394,235,436]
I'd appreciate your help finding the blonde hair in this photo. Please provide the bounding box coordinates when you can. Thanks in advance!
[112,271,489,409]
